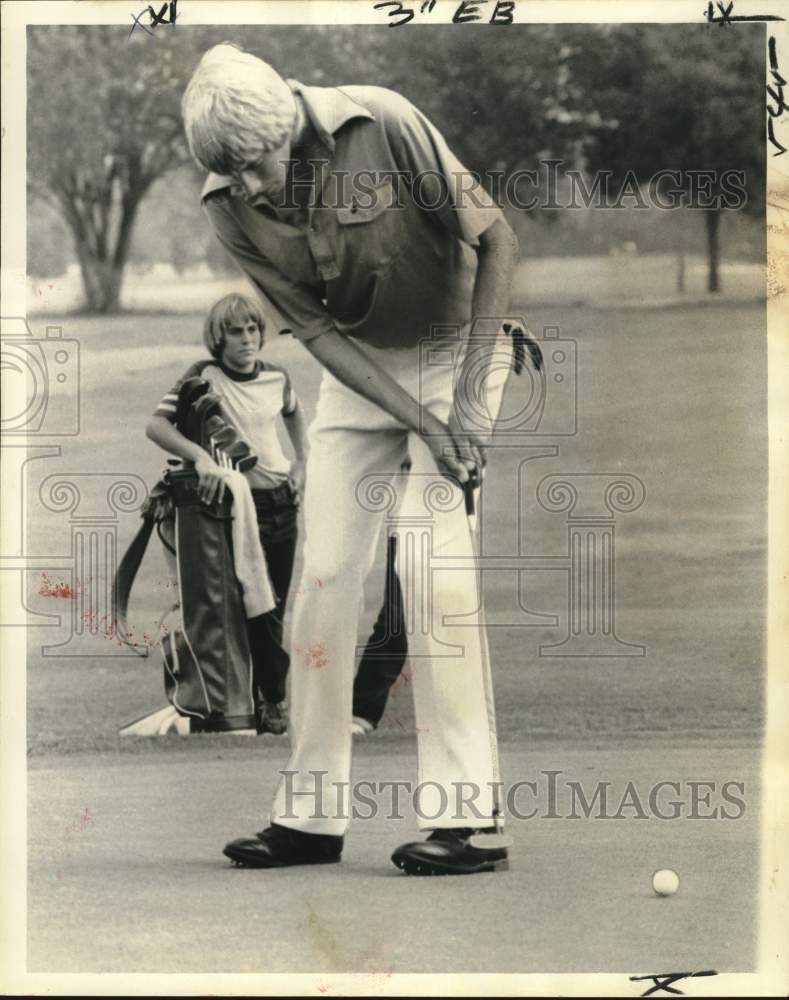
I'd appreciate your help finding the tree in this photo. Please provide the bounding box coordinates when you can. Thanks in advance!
[565,24,765,293]
[27,26,204,312]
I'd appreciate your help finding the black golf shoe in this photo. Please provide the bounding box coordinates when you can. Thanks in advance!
[256,700,287,736]
[391,827,509,876]
[223,824,343,868]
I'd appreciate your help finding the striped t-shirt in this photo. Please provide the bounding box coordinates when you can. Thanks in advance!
[154,359,297,490]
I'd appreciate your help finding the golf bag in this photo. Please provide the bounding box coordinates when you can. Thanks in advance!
[114,380,259,732]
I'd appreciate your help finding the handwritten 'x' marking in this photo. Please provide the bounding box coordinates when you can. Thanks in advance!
[630,970,718,997]
[128,10,155,37]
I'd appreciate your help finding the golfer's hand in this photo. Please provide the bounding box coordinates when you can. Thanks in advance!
[447,406,493,478]
[420,413,474,484]
[194,453,227,506]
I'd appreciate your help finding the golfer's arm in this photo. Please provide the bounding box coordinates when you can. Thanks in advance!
[146,415,209,465]
[458,215,520,400]
[303,331,442,435]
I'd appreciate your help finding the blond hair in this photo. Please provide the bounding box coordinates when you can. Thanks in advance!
[182,44,296,174]
[203,293,266,360]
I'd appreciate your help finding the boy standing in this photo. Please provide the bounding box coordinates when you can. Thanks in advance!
[146,292,308,734]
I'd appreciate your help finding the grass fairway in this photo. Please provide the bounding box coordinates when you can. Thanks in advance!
[22,297,766,975]
[26,300,766,750]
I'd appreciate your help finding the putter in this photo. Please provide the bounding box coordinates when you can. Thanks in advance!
[464,466,480,527]
[464,474,515,852]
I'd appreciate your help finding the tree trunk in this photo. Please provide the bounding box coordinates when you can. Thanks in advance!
[705,208,721,294]
[75,245,125,313]
[676,207,687,294]
[59,183,142,314]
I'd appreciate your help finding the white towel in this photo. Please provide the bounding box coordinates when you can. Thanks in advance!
[223,470,277,618]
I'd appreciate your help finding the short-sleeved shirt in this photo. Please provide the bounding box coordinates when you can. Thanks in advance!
[201,83,502,350]
[154,359,297,490]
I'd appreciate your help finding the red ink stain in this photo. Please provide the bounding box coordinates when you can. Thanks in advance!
[310,642,327,668]
[294,641,328,669]
[39,575,157,647]
[39,572,76,598]
[63,806,94,845]
[80,609,159,649]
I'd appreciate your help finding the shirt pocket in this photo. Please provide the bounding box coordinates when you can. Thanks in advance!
[336,176,396,224]
[334,177,405,271]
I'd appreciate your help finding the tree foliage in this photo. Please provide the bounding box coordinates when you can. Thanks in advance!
[27,24,765,309]
[565,24,765,290]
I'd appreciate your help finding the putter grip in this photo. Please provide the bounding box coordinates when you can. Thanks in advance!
[464,481,475,517]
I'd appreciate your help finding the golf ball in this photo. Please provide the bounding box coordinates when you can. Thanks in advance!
[652,869,680,896]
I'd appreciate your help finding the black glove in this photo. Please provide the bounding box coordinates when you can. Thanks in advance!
[503,322,543,375]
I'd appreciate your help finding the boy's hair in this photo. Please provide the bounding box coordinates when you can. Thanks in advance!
[182,43,297,175]
[203,294,266,360]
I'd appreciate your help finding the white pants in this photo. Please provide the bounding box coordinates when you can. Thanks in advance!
[271,332,511,834]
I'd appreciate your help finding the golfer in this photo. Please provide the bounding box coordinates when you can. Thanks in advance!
[182,43,525,875]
